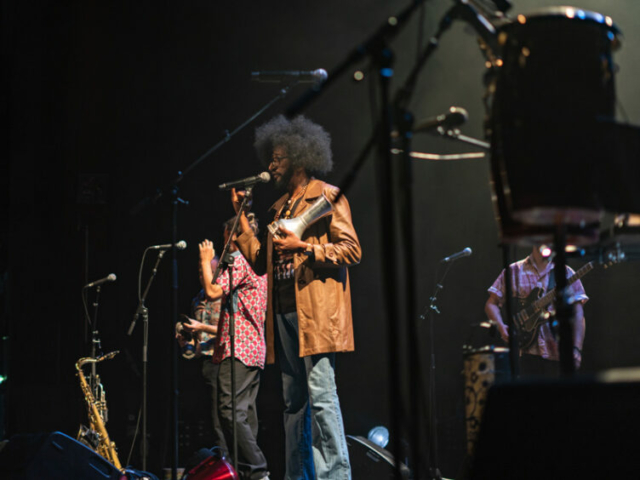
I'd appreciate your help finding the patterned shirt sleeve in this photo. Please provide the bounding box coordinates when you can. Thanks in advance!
[215,254,251,296]
[488,269,506,301]
[191,289,221,356]
[565,266,589,304]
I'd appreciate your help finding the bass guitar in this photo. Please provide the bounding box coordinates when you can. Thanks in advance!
[513,261,594,351]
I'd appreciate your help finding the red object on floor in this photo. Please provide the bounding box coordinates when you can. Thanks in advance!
[183,453,238,480]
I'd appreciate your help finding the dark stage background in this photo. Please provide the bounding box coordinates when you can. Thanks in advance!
[3,1,640,478]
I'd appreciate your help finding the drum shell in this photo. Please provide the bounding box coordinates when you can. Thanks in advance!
[463,348,510,455]
[489,10,620,235]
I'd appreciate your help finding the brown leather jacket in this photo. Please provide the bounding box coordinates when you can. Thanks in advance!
[235,179,362,363]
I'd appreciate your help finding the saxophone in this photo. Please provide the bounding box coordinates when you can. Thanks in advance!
[76,351,122,470]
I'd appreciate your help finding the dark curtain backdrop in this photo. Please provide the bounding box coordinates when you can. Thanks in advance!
[3,1,640,478]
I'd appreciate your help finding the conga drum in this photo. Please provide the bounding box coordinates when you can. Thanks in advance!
[463,346,509,455]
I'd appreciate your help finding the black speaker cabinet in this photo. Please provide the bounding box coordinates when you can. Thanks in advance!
[0,431,122,480]
[470,378,640,479]
[346,435,411,479]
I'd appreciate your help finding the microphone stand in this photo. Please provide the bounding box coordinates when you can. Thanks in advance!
[418,260,457,480]
[89,286,104,395]
[282,2,505,478]
[553,225,575,376]
[127,248,167,471]
[394,9,459,478]
[283,3,458,478]
[211,188,253,474]
[129,84,294,480]
[500,244,520,379]
[435,128,491,150]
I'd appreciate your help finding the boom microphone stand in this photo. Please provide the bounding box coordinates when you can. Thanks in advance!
[130,85,295,480]
[283,3,463,478]
[127,247,168,470]
[210,188,254,473]
[90,285,104,391]
[418,253,468,480]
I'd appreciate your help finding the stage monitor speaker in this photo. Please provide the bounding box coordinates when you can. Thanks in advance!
[0,431,122,480]
[346,435,410,479]
[470,378,640,479]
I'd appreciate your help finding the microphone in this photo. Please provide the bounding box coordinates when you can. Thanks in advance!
[84,273,117,288]
[251,69,328,84]
[413,107,469,133]
[218,172,271,191]
[148,240,187,251]
[441,247,473,263]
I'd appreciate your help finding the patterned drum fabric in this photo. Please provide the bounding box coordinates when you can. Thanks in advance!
[463,347,509,455]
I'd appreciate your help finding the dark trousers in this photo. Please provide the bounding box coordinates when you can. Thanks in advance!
[217,358,268,480]
[201,360,228,451]
[520,354,560,378]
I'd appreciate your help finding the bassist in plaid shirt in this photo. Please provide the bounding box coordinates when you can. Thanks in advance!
[484,245,588,376]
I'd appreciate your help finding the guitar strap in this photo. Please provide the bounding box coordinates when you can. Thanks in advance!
[547,267,556,293]
[546,267,558,337]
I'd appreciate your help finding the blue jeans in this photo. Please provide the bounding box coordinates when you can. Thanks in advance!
[275,312,351,480]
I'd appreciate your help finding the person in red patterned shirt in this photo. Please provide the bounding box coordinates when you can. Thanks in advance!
[182,213,269,480]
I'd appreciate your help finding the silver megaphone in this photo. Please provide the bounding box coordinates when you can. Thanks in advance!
[268,193,334,240]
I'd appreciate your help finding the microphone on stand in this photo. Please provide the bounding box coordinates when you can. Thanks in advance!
[441,247,473,263]
[218,172,271,191]
[84,273,117,289]
[413,107,469,133]
[251,69,328,84]
[148,241,187,251]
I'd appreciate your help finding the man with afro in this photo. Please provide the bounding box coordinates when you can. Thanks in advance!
[232,115,361,479]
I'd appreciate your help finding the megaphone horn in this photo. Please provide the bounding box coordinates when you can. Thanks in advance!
[268,194,334,240]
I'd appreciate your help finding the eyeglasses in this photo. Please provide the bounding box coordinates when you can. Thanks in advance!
[269,155,287,166]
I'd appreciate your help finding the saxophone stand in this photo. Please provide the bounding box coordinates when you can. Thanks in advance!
[128,248,168,471]
[90,286,103,390]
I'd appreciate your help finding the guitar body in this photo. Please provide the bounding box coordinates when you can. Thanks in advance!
[508,261,594,352]
[514,288,546,351]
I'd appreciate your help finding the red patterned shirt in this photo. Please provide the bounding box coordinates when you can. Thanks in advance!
[212,251,267,368]
[488,255,588,360]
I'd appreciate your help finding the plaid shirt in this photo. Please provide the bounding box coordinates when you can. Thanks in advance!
[191,290,221,357]
[488,255,588,360]
[212,251,267,368]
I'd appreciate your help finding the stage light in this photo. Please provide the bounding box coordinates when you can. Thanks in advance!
[367,426,389,448]
[539,244,553,258]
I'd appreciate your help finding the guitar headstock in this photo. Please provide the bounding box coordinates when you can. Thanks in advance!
[601,243,626,268]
